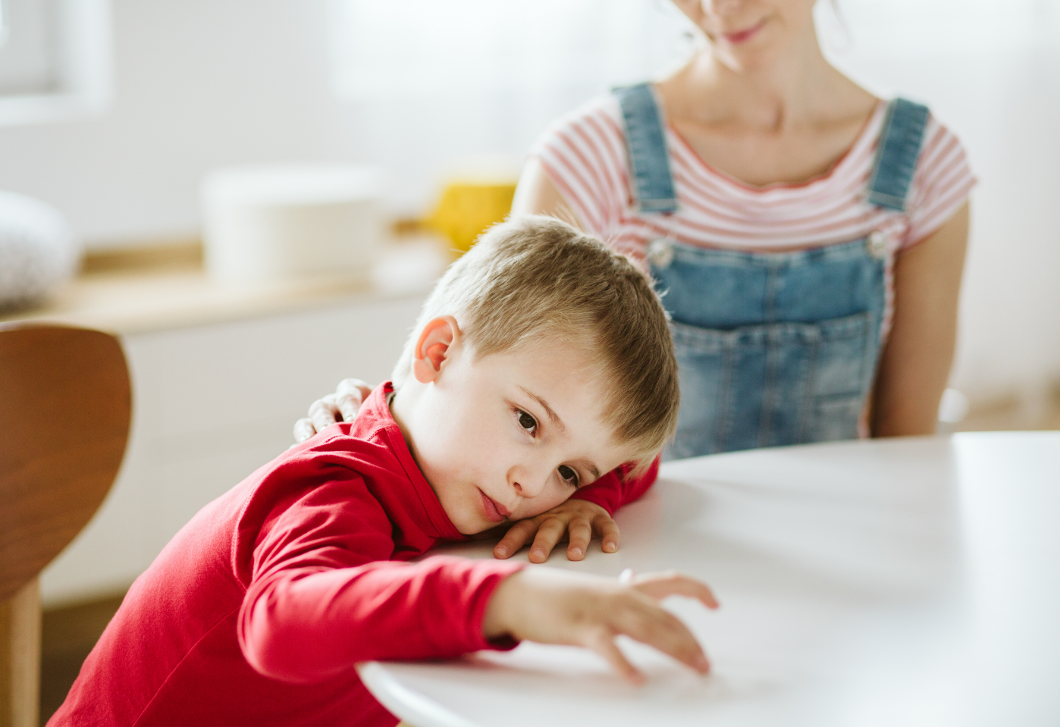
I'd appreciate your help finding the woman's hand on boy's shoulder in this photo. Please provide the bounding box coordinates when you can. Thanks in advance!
[483,567,718,684]
[293,379,373,444]
[493,500,619,564]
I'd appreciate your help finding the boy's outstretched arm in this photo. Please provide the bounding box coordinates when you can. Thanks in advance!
[483,567,718,684]
[494,458,660,563]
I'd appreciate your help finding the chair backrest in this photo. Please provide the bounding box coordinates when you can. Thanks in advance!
[0,323,131,602]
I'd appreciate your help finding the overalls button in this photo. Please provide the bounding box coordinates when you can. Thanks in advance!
[647,239,674,269]
[867,231,888,259]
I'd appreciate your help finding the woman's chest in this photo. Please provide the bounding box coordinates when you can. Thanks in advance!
[668,116,870,188]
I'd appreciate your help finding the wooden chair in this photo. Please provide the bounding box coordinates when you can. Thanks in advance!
[0,323,131,727]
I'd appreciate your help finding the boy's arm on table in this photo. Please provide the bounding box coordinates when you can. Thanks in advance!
[241,555,523,683]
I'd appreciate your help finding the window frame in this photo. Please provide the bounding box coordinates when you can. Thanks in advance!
[0,0,112,127]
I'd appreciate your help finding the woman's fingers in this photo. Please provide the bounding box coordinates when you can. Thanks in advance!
[528,518,569,563]
[293,418,316,444]
[336,378,371,400]
[294,380,373,446]
[566,517,593,561]
[335,379,371,422]
[631,572,719,610]
[308,394,340,432]
[335,393,362,423]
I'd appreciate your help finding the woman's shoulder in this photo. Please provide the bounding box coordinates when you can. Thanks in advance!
[527,92,633,237]
[906,107,976,243]
[919,109,971,166]
[875,97,970,172]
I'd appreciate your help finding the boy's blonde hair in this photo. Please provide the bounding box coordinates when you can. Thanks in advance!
[393,215,678,469]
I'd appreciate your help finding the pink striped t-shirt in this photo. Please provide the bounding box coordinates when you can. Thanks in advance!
[529,94,975,261]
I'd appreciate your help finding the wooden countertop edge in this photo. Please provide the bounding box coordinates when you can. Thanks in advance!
[1,276,433,336]
[0,238,446,336]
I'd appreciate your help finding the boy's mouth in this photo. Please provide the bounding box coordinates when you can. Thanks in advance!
[479,490,511,523]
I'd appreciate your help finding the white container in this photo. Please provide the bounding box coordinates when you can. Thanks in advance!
[201,164,384,284]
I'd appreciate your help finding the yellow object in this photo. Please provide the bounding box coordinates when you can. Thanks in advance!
[426,180,517,256]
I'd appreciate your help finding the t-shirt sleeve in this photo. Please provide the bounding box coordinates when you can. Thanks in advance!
[569,456,660,516]
[528,96,630,238]
[236,472,523,684]
[904,115,976,248]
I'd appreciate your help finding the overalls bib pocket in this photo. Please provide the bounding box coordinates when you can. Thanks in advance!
[652,238,886,458]
[668,312,875,457]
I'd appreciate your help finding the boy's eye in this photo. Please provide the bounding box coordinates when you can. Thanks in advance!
[558,464,579,487]
[517,409,537,433]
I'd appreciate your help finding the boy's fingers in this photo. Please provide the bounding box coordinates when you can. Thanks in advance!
[596,517,621,554]
[632,573,719,609]
[528,519,568,563]
[584,628,644,685]
[566,518,592,561]
[615,602,711,675]
[293,418,316,444]
[494,520,537,559]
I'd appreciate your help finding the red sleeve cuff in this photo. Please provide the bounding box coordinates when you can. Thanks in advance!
[455,559,526,653]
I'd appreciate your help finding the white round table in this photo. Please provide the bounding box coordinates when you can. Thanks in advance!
[359,432,1060,727]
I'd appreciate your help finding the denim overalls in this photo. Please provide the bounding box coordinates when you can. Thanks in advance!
[613,84,929,458]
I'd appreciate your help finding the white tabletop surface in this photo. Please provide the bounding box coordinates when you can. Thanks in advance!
[358,432,1060,727]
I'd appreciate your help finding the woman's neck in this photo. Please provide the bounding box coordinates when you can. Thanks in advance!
[664,27,863,132]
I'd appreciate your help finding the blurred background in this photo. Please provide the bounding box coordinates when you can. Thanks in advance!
[1,0,1058,409]
[0,0,1057,722]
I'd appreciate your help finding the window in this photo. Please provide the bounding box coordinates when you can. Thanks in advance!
[0,0,112,126]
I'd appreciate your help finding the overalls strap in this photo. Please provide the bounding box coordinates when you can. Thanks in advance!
[613,83,679,214]
[865,98,930,211]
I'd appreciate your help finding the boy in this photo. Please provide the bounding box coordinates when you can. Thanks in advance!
[50,216,717,727]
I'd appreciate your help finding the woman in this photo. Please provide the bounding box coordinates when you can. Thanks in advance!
[301,0,973,560]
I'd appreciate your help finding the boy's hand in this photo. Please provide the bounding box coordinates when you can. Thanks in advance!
[483,568,718,684]
[293,379,373,443]
[494,500,618,563]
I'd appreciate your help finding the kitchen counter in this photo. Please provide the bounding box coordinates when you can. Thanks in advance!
[0,236,449,335]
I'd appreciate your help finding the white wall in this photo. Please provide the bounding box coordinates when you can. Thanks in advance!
[820,1,1060,405]
[0,0,604,247]
[0,0,1057,404]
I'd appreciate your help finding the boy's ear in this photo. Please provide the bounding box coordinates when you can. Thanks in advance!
[411,316,459,383]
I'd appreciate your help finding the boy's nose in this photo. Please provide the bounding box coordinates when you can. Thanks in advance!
[509,462,550,499]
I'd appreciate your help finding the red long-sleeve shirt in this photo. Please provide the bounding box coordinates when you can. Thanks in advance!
[49,383,655,726]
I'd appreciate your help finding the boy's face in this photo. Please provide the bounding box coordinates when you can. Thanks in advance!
[391,317,631,535]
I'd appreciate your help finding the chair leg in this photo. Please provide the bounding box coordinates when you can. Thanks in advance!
[0,577,41,727]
